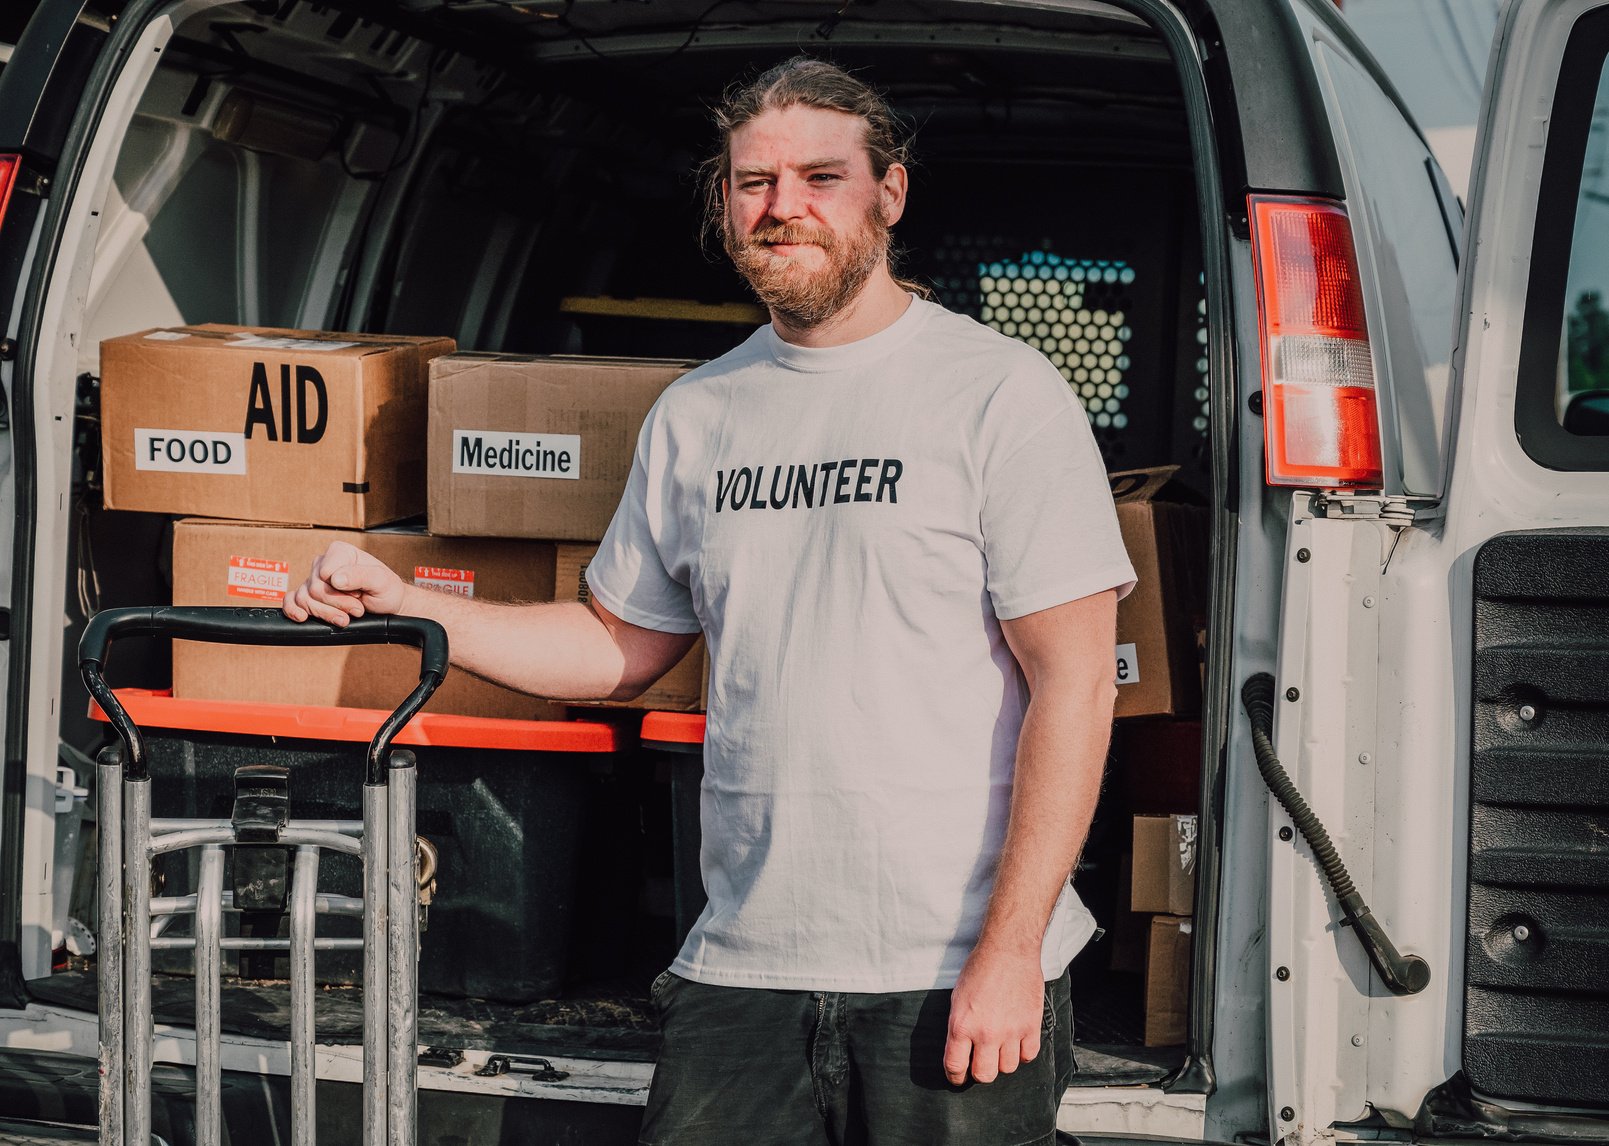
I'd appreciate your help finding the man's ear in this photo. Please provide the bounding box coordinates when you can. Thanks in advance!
[721,177,730,205]
[881,162,908,227]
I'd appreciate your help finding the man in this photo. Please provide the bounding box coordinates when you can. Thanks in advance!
[284,56,1135,1146]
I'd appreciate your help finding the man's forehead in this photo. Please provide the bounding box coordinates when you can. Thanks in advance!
[729,105,870,162]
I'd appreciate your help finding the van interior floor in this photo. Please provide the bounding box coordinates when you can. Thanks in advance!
[29,958,1181,1086]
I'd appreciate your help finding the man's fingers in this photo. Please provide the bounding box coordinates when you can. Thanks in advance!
[293,584,352,627]
[1021,1031,1042,1064]
[942,1033,973,1086]
[996,1041,1021,1076]
[285,543,396,626]
[305,575,366,617]
[969,1042,1001,1085]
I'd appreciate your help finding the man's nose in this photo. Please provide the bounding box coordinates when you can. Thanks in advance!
[767,174,809,222]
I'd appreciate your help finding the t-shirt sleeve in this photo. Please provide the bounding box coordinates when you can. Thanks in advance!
[981,376,1137,621]
[582,411,702,635]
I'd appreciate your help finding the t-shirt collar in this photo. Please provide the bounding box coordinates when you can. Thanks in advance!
[761,294,932,373]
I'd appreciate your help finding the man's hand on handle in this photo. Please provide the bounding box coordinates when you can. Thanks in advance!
[282,540,407,626]
[943,943,1044,1085]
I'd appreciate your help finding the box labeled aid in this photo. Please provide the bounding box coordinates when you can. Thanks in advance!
[101,324,453,527]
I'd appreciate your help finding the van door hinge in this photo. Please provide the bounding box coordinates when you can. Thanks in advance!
[1309,491,1436,526]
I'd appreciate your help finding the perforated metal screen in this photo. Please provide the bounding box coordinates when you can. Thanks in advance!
[928,235,1206,474]
[933,242,1134,436]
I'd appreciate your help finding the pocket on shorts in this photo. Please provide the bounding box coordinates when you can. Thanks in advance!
[1041,983,1056,1038]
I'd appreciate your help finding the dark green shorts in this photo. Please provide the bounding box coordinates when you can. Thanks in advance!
[638,967,1076,1146]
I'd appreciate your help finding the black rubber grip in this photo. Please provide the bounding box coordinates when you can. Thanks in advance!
[79,606,448,682]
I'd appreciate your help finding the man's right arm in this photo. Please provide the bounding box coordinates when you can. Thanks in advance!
[281,540,697,702]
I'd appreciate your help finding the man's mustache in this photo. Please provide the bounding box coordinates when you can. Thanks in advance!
[742,223,837,250]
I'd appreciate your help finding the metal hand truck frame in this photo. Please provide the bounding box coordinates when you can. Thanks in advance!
[80,606,449,1146]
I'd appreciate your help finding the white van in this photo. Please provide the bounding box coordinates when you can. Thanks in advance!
[0,0,1604,1141]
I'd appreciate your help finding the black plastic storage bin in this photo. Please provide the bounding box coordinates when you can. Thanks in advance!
[93,689,624,1003]
[641,712,707,948]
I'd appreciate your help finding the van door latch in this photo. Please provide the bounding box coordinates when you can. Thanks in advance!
[475,1054,570,1082]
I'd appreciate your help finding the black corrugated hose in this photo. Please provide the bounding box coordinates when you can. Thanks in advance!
[1241,673,1431,996]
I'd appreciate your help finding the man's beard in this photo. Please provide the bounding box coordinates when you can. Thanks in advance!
[724,206,889,331]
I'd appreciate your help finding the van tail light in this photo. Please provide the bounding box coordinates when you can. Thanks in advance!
[1249,195,1383,488]
[0,155,18,235]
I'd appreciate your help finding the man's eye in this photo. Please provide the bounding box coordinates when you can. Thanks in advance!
[809,173,842,183]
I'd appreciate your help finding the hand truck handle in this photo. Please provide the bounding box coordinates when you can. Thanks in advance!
[79,606,449,784]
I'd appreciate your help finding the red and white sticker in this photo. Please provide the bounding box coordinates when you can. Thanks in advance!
[228,556,290,601]
[414,566,475,598]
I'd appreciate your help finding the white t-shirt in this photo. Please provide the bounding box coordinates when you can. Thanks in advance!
[585,296,1137,992]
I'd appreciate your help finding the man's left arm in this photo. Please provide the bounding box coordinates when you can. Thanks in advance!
[942,587,1118,1086]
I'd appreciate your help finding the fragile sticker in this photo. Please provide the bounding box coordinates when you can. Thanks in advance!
[452,429,581,480]
[228,556,290,601]
[414,566,475,598]
[1114,642,1140,685]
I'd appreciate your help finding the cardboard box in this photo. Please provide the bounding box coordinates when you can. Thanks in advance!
[428,353,699,541]
[1144,914,1193,1046]
[1109,467,1209,719]
[171,518,566,721]
[1131,813,1197,915]
[555,543,707,712]
[1116,719,1201,816]
[101,325,453,527]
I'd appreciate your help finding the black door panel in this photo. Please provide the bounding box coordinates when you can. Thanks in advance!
[1466,529,1609,1107]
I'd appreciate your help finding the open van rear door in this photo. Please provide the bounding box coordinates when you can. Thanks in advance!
[0,0,115,990]
[1261,2,1609,1141]
[1439,0,1609,1116]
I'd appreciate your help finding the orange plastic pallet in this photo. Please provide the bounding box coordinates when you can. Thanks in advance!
[641,711,705,747]
[89,688,623,753]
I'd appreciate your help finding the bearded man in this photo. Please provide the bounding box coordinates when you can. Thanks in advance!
[285,56,1135,1146]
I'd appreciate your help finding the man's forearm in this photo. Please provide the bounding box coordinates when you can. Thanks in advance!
[394,585,637,701]
[974,673,1114,956]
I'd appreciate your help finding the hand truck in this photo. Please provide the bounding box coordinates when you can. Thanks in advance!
[80,606,449,1146]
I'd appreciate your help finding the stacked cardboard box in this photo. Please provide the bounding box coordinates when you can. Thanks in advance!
[100,326,711,717]
[101,325,453,528]
[1131,812,1197,1046]
[427,353,707,712]
[1100,460,1208,1044]
[1108,467,1209,720]
[169,519,568,720]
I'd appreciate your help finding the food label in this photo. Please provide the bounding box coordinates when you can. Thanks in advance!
[134,429,247,474]
[228,556,290,601]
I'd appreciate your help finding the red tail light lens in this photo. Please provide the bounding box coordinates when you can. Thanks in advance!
[1250,195,1383,488]
[0,155,18,234]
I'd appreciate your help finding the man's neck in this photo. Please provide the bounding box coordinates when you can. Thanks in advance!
[771,267,913,348]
